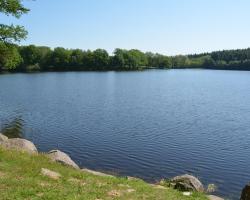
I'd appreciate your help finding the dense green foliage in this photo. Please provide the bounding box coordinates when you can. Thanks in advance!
[0,24,27,44]
[0,147,207,200]
[0,0,29,18]
[1,45,250,72]
[0,43,22,70]
[0,0,29,44]
[180,48,250,70]
[0,0,29,70]
[1,45,172,71]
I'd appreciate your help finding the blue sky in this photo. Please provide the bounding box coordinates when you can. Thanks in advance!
[1,0,250,55]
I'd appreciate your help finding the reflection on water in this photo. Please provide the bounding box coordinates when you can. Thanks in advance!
[1,116,24,138]
[1,70,250,199]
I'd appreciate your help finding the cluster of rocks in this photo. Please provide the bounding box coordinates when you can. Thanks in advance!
[1,133,249,200]
[0,133,79,169]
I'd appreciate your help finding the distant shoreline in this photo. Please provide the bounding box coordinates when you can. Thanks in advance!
[2,67,250,75]
[1,44,250,72]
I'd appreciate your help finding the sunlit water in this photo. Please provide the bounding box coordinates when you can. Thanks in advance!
[0,69,250,199]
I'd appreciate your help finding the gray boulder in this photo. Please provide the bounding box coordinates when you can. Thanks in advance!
[170,174,204,192]
[0,133,8,142]
[0,138,37,154]
[240,183,250,200]
[47,150,79,169]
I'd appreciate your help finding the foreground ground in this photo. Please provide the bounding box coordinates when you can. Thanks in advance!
[0,147,208,200]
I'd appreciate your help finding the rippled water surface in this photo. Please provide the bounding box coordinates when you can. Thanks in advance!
[0,69,250,199]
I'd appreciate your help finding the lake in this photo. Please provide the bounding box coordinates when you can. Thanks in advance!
[0,69,250,199]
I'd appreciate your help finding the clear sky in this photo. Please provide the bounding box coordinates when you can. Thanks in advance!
[1,0,250,55]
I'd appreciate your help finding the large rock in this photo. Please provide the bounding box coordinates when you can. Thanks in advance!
[47,150,79,169]
[0,138,37,154]
[170,174,204,192]
[240,184,250,200]
[0,133,8,142]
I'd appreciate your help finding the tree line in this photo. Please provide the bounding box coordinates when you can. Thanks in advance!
[1,0,250,72]
[0,45,172,71]
[1,44,250,72]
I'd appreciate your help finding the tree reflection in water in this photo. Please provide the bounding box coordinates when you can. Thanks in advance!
[1,116,24,138]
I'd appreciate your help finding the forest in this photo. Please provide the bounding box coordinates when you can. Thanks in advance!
[1,43,250,72]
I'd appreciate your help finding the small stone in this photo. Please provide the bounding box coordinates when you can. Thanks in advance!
[126,189,135,193]
[183,192,192,196]
[41,168,61,180]
[81,168,113,177]
[127,176,140,181]
[208,195,224,200]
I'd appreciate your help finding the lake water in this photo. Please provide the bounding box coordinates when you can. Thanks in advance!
[0,69,250,199]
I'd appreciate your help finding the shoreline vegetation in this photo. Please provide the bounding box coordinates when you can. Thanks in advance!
[0,133,222,200]
[1,44,250,73]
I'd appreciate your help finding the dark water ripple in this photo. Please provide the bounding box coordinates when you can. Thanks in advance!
[1,69,250,199]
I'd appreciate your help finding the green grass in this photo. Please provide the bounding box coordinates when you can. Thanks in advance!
[0,147,208,200]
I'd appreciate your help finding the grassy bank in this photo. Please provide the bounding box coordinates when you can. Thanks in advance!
[0,147,208,200]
